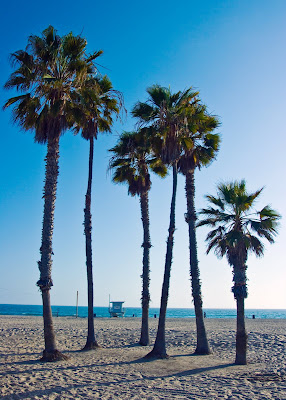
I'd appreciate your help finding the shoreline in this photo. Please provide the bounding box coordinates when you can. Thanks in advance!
[1,316,285,399]
[1,305,285,320]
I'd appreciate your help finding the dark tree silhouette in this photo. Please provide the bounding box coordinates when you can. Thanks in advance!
[133,85,198,358]
[178,104,220,355]
[109,128,167,345]
[4,26,101,361]
[74,76,123,350]
[198,180,280,364]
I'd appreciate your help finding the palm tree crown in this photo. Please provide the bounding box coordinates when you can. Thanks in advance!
[132,84,199,164]
[109,128,167,196]
[74,75,124,140]
[198,180,280,296]
[4,25,102,142]
[178,104,220,174]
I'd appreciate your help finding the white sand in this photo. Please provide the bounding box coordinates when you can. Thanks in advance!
[0,315,285,399]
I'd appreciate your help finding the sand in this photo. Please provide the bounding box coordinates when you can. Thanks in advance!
[0,315,285,399]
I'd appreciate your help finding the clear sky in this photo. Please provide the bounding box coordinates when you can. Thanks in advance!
[0,0,285,310]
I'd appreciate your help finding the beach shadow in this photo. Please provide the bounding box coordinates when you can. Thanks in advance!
[0,351,40,358]
[0,362,239,400]
[0,351,72,373]
[0,355,41,368]
[0,358,237,383]
[150,362,235,380]
[67,347,101,354]
[173,352,209,358]
[126,353,235,368]
[122,342,147,348]
[0,346,239,382]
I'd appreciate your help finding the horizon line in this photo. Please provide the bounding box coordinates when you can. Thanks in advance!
[1,303,285,310]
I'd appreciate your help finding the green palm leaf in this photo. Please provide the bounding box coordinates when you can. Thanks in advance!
[109,129,167,197]
[198,180,280,263]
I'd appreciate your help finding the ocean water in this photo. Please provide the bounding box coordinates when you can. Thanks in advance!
[0,304,285,319]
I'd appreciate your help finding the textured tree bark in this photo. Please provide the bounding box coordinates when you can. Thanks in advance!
[83,138,99,350]
[37,136,67,361]
[185,171,210,355]
[139,190,151,346]
[235,295,247,364]
[232,260,248,365]
[145,163,178,359]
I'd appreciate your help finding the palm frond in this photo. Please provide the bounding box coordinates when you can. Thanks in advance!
[132,102,156,122]
[4,26,109,143]
[198,180,280,268]
[109,127,167,196]
[260,205,281,220]
[246,235,264,257]
[146,84,170,107]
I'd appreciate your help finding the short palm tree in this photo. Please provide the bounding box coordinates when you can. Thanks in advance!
[178,104,220,355]
[198,180,280,364]
[132,85,198,358]
[3,26,102,361]
[74,75,123,350]
[109,128,167,345]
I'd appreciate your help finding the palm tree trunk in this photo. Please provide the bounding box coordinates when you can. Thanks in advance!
[235,295,247,364]
[83,137,99,350]
[233,264,248,365]
[145,163,178,359]
[37,136,67,361]
[139,190,151,346]
[185,171,210,355]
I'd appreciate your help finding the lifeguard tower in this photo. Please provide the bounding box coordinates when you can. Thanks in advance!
[108,299,125,317]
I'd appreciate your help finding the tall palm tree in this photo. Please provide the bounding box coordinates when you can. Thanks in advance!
[132,85,198,358]
[74,76,123,350]
[109,128,167,346]
[3,26,102,361]
[178,104,220,355]
[198,180,280,364]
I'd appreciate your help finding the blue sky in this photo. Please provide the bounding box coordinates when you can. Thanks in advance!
[0,0,285,309]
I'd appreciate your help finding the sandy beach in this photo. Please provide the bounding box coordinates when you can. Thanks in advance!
[0,315,285,399]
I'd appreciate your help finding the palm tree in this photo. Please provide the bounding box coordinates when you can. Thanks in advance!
[109,128,167,346]
[178,104,220,355]
[3,26,102,361]
[132,85,198,358]
[74,76,123,350]
[198,180,280,364]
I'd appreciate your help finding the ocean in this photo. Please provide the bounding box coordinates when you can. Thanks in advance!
[0,304,285,319]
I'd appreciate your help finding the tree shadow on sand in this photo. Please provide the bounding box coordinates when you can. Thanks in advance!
[1,351,235,378]
[0,361,238,400]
